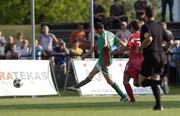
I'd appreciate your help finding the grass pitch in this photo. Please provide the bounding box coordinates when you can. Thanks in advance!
[0,94,180,116]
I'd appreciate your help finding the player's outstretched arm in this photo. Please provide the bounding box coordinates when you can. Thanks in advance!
[81,47,94,60]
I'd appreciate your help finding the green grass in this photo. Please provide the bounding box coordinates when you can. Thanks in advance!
[0,95,180,116]
[0,25,40,43]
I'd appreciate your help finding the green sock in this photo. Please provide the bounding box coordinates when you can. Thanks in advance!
[75,77,91,88]
[111,83,126,98]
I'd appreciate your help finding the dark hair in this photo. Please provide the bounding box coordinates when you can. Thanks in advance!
[130,19,141,31]
[94,22,104,30]
[145,5,155,18]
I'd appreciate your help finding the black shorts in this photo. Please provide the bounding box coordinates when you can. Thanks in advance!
[140,52,166,77]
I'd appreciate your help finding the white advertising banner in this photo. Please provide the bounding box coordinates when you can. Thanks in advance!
[0,60,58,96]
[72,59,153,96]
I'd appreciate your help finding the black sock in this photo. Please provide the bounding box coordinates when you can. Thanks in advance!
[75,77,91,88]
[142,80,161,87]
[151,85,161,107]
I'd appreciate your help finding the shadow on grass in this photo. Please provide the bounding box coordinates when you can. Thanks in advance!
[0,101,179,111]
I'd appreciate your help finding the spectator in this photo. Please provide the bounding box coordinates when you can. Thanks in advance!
[39,25,58,59]
[35,39,43,60]
[116,22,131,46]
[5,44,20,59]
[109,0,128,29]
[115,21,131,57]
[161,0,174,22]
[175,40,180,82]
[93,0,106,25]
[70,40,83,60]
[169,40,180,83]
[87,29,100,58]
[5,35,14,54]
[51,39,69,88]
[70,24,86,51]
[16,39,31,59]
[15,32,24,48]
[134,0,150,20]
[0,31,6,59]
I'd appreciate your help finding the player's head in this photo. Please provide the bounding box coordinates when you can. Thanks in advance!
[145,5,156,19]
[94,22,104,34]
[130,19,141,32]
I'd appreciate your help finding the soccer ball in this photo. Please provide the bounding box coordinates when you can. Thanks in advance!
[13,78,23,88]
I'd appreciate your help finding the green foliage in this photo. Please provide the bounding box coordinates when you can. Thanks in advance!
[0,0,159,24]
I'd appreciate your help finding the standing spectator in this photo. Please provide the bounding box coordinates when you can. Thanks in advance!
[5,35,14,54]
[0,31,6,59]
[109,0,128,29]
[93,0,106,25]
[51,40,69,88]
[134,0,150,20]
[161,0,174,22]
[39,25,58,59]
[135,6,172,110]
[16,39,31,59]
[5,44,20,59]
[15,32,24,48]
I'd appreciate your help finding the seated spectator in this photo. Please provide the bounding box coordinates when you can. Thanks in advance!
[51,40,69,88]
[169,40,180,83]
[175,40,180,82]
[115,22,131,58]
[15,32,24,48]
[16,39,31,59]
[108,0,128,29]
[87,29,100,58]
[39,25,58,59]
[93,0,107,25]
[70,24,86,51]
[115,22,131,47]
[134,0,150,20]
[0,31,6,59]
[70,40,83,60]
[35,39,43,60]
[5,35,15,54]
[5,44,20,59]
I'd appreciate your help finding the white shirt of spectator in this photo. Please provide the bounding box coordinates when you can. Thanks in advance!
[115,29,131,40]
[16,46,31,59]
[40,33,54,52]
[0,37,6,56]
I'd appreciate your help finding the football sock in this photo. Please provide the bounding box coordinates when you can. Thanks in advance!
[111,83,126,98]
[142,80,161,87]
[151,84,161,107]
[124,83,135,102]
[75,77,91,88]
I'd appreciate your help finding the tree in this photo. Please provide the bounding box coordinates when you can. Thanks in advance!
[0,0,159,24]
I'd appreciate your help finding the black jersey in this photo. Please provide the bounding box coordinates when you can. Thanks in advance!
[140,21,164,55]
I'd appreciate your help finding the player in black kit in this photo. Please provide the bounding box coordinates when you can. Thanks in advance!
[135,6,172,111]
